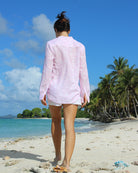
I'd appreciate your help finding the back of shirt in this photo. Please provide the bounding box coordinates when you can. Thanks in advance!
[39,35,90,104]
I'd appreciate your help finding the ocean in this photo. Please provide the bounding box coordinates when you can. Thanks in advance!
[0,118,107,141]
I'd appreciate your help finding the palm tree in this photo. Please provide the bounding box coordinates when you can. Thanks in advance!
[98,74,119,118]
[107,57,129,82]
[88,57,137,121]
[116,66,138,117]
[87,89,101,118]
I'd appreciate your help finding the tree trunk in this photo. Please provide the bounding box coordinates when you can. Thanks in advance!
[109,88,119,118]
[133,94,138,105]
[127,90,130,117]
[105,100,107,112]
[133,98,138,118]
[123,107,127,117]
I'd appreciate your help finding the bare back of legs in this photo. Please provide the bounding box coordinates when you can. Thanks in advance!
[49,104,78,171]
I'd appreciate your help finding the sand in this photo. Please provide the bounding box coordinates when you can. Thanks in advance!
[0,119,138,173]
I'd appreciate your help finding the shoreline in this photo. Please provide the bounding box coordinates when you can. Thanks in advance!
[0,118,137,142]
[15,117,89,120]
[0,118,90,142]
[0,119,138,172]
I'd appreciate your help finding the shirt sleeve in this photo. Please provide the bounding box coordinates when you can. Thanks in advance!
[79,45,90,103]
[39,42,54,100]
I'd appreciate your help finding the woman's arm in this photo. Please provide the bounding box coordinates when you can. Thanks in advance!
[79,45,90,104]
[39,42,54,103]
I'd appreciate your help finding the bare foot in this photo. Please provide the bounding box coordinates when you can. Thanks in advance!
[53,153,61,165]
[60,161,71,172]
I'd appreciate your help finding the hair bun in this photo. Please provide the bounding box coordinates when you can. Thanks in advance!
[54,11,70,32]
[56,11,66,20]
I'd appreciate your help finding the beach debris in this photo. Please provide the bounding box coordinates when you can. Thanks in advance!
[77,132,82,134]
[14,138,24,142]
[85,148,91,150]
[131,161,138,166]
[115,136,120,139]
[128,148,135,151]
[5,160,20,166]
[39,162,51,169]
[126,128,133,131]
[30,146,35,148]
[8,138,24,145]
[114,161,129,170]
[3,156,10,160]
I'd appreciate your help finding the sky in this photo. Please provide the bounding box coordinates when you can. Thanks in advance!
[0,0,138,116]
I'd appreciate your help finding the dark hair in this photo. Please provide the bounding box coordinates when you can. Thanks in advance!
[54,11,70,32]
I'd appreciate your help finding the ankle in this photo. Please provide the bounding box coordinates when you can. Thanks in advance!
[62,159,70,168]
[55,152,61,160]
[56,151,61,156]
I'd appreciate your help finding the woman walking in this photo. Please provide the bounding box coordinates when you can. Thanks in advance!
[39,11,90,172]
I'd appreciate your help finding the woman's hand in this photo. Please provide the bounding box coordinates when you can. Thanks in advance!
[41,94,47,106]
[81,94,88,108]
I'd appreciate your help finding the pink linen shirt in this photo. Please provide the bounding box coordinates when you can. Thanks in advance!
[39,35,90,104]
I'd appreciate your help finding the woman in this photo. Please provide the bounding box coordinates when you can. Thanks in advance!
[39,11,90,172]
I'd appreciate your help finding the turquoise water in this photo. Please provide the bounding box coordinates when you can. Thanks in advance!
[0,118,98,140]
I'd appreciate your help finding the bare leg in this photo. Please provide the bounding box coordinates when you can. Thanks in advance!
[61,104,78,170]
[49,105,62,163]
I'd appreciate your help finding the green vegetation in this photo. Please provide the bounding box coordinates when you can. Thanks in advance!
[85,57,138,122]
[17,57,137,122]
[17,107,90,118]
[17,107,50,118]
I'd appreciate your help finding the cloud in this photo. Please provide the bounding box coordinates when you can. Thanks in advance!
[0,13,55,115]
[0,93,7,100]
[14,14,55,55]
[0,14,8,34]
[5,67,42,101]
[14,39,45,55]
[5,58,26,69]
[0,48,13,57]
[0,80,7,100]
[0,48,26,69]
[18,30,32,38]
[0,14,13,35]
[0,79,4,91]
[0,67,43,115]
[32,14,55,41]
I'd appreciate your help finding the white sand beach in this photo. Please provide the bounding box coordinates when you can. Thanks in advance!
[0,119,138,173]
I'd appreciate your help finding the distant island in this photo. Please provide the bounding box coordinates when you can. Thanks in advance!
[17,107,89,119]
[0,114,17,119]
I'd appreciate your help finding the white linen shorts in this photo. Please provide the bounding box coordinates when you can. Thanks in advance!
[47,98,82,106]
